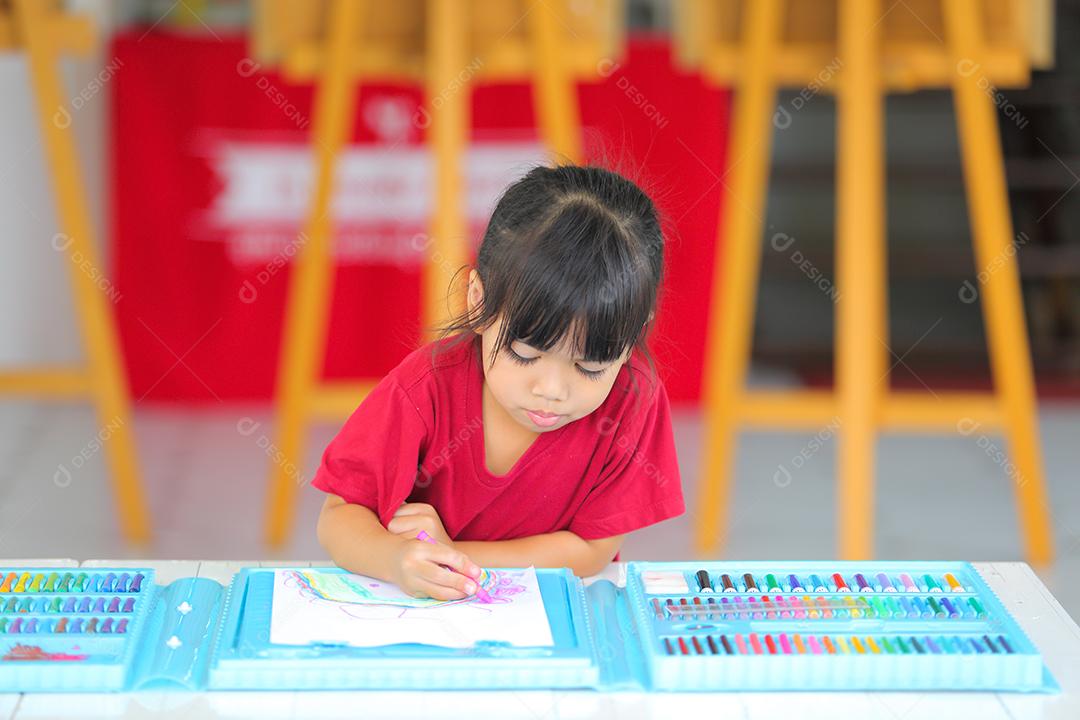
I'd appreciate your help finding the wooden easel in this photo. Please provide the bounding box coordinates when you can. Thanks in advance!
[257,0,621,545]
[1,0,151,543]
[676,0,1055,563]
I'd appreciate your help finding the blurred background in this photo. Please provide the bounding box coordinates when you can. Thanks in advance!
[2,0,1079,617]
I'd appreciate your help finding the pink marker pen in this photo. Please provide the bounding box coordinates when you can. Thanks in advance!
[415,530,492,602]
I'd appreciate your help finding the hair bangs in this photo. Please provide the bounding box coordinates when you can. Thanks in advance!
[490,200,653,365]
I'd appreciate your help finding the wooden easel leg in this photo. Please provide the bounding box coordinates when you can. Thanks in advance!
[15,0,151,544]
[945,0,1053,565]
[529,0,583,164]
[265,0,360,546]
[424,0,471,339]
[694,0,781,554]
[835,0,886,560]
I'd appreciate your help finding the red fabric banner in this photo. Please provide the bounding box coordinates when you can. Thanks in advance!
[112,32,729,404]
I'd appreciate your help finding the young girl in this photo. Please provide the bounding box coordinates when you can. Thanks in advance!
[314,164,684,601]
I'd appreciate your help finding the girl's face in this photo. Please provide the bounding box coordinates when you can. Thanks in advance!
[468,271,631,433]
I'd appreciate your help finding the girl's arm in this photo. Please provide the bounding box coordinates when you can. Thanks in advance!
[317,494,482,600]
[453,533,624,578]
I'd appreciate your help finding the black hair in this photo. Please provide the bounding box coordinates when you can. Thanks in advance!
[431,164,665,396]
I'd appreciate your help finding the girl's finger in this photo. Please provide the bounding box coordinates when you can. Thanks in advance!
[419,562,478,596]
[413,577,469,602]
[424,544,481,580]
[387,516,421,535]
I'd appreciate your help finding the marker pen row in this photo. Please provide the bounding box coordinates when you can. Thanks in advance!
[0,571,146,594]
[2,595,137,615]
[661,632,1015,657]
[652,594,988,621]
[0,616,129,634]
[687,571,968,595]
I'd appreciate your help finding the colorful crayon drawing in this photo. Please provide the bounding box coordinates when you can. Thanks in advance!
[2,644,88,662]
[283,567,521,610]
[269,567,554,649]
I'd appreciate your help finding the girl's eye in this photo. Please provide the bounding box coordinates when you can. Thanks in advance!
[508,347,607,380]
[576,365,607,381]
[507,347,538,365]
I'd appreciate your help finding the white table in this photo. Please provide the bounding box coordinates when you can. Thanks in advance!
[1,560,1077,719]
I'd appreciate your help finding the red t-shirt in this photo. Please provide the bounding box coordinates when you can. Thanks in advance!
[311,334,685,541]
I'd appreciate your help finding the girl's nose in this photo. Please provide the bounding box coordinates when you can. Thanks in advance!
[532,368,568,402]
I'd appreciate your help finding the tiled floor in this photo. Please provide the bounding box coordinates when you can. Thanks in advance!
[0,399,1078,620]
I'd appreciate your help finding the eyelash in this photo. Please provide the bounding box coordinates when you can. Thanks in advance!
[506,348,607,381]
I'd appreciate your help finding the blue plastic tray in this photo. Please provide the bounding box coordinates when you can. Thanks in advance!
[0,561,1058,692]
[625,561,1058,692]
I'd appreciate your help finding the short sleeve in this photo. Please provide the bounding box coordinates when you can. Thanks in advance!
[310,375,430,528]
[568,381,685,540]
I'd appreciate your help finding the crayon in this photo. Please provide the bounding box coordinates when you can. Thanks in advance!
[940,597,959,618]
[761,595,776,619]
[927,596,945,618]
[968,598,986,618]
[720,635,735,655]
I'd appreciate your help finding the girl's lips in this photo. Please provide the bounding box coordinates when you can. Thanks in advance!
[525,410,562,427]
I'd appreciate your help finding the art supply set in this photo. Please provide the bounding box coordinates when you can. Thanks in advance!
[0,562,1056,693]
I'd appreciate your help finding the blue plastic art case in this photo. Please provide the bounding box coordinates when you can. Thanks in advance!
[0,562,1058,693]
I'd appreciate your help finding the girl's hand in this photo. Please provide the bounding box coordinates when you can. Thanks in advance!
[389,536,482,601]
[387,503,454,547]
